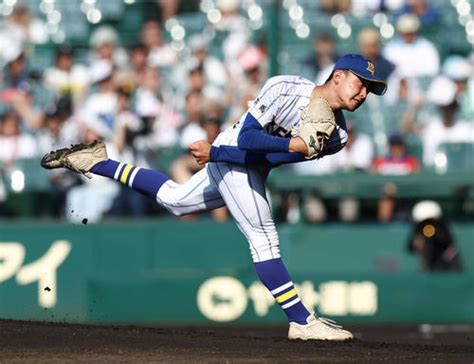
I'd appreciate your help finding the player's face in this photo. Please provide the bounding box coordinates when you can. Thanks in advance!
[336,71,369,111]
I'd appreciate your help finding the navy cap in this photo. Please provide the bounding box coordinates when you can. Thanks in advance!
[333,54,387,95]
[389,133,404,145]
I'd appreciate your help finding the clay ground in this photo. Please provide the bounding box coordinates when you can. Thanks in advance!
[1,319,473,363]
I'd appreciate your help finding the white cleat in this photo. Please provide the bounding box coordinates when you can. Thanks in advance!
[40,140,108,179]
[288,315,353,341]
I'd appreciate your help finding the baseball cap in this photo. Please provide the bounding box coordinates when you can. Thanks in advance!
[396,14,420,34]
[412,200,442,222]
[388,133,404,146]
[332,54,387,95]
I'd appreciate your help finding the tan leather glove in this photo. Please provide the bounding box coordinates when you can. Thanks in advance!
[296,98,336,159]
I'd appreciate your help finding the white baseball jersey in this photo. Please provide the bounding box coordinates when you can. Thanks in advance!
[214,75,348,158]
[156,76,347,263]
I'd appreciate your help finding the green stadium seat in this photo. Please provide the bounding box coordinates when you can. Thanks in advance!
[437,142,474,172]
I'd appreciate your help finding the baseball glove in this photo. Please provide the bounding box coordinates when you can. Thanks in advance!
[296,98,336,159]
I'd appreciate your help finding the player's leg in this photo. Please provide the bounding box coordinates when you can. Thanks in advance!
[208,162,352,341]
[207,162,311,323]
[41,140,225,216]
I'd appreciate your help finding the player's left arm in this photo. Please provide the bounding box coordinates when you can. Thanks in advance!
[237,113,307,154]
[190,141,306,167]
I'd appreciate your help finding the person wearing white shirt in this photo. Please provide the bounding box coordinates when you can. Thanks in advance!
[383,14,439,79]
[422,76,474,167]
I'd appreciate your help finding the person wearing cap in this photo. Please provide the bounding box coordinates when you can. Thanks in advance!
[42,53,388,341]
[383,14,439,79]
[407,200,462,271]
[372,133,420,222]
[372,133,420,176]
[43,45,90,108]
[420,76,473,167]
[80,60,118,140]
[89,25,128,70]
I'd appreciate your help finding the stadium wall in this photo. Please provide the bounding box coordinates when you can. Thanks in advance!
[0,220,472,324]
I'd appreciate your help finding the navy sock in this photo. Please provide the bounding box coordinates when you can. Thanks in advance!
[255,258,311,324]
[91,160,170,199]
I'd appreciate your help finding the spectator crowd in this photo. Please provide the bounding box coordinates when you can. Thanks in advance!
[0,0,472,224]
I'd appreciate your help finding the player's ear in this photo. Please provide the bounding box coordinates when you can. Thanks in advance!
[332,70,344,86]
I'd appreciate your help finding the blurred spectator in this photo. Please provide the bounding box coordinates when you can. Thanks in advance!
[113,86,143,153]
[421,77,473,167]
[171,114,228,222]
[0,110,38,209]
[1,48,28,89]
[179,90,205,149]
[304,33,338,82]
[400,54,472,137]
[383,14,440,79]
[352,0,404,18]
[188,34,228,91]
[135,66,163,118]
[106,87,149,218]
[332,128,373,172]
[1,5,48,47]
[0,48,51,130]
[384,76,424,110]
[357,28,395,81]
[0,111,38,165]
[372,134,420,222]
[140,20,177,68]
[115,43,149,91]
[89,26,128,69]
[214,0,250,70]
[224,85,259,130]
[81,60,117,139]
[224,45,267,117]
[441,55,473,121]
[185,64,222,104]
[157,0,179,22]
[43,45,90,109]
[372,134,420,175]
[134,66,181,149]
[407,200,462,271]
[395,0,441,28]
[36,98,77,154]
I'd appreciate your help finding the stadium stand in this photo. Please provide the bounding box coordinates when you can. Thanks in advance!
[0,0,472,222]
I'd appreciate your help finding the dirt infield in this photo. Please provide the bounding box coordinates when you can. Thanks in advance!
[1,319,472,363]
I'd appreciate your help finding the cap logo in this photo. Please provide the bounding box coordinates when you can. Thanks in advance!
[366,61,375,76]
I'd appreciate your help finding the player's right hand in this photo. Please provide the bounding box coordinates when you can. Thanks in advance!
[190,140,211,165]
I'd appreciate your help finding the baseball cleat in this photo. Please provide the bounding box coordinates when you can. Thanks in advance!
[288,315,353,341]
[40,140,108,178]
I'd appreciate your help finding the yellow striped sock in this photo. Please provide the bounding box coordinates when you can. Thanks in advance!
[120,164,134,184]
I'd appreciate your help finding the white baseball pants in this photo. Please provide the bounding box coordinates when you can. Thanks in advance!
[156,162,280,262]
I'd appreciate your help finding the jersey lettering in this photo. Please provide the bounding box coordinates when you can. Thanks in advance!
[264,122,291,138]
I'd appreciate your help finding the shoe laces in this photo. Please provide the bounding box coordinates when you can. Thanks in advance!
[317,317,343,330]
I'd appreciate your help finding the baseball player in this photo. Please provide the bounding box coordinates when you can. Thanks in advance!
[41,54,387,341]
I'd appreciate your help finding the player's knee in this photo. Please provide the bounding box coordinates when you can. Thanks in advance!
[247,235,280,263]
